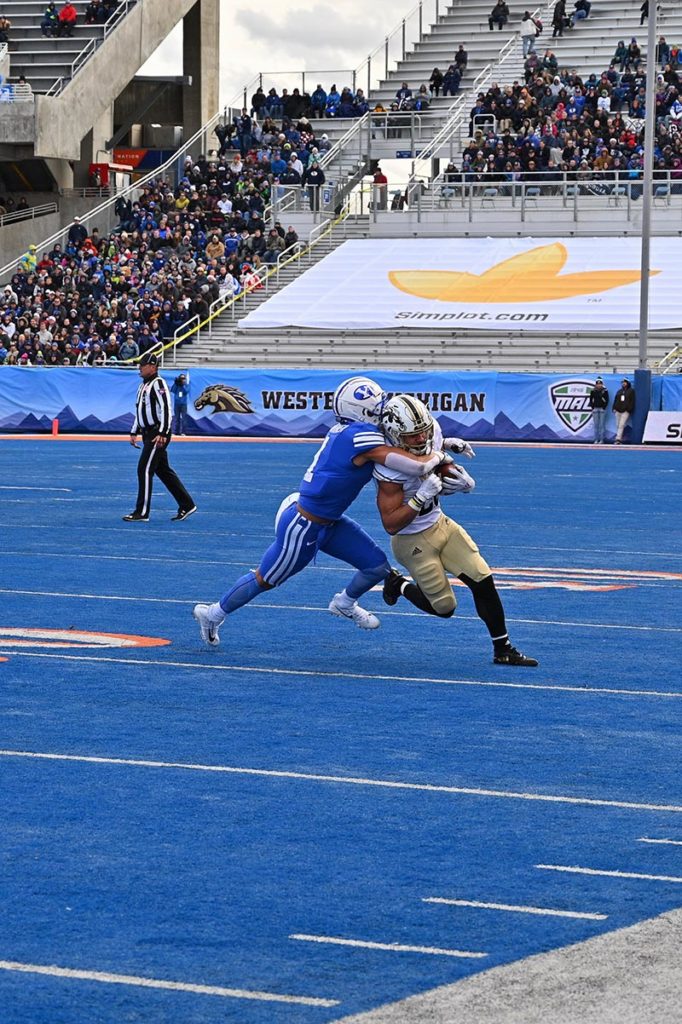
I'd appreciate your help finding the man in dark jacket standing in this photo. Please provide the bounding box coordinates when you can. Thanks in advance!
[124,352,196,521]
[612,378,635,444]
[588,376,609,444]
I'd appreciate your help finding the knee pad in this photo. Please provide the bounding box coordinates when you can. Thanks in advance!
[432,592,457,617]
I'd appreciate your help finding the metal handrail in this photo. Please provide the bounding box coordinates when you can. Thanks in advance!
[45,0,138,98]
[655,345,682,373]
[158,205,350,359]
[0,202,58,226]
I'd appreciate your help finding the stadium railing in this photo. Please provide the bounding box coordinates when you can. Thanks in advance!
[0,202,58,227]
[45,0,139,98]
[159,205,353,366]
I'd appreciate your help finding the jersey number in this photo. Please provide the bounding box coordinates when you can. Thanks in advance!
[303,434,332,483]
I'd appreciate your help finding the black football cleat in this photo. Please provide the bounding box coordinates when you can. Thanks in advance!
[383,568,405,606]
[171,505,197,522]
[122,512,149,522]
[494,645,538,667]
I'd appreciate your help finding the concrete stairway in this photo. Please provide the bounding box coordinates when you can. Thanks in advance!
[184,326,678,374]
[3,0,130,94]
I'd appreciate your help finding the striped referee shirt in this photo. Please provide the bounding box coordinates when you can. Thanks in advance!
[131,374,172,438]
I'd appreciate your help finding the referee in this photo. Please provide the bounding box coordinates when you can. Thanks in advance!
[123,351,196,522]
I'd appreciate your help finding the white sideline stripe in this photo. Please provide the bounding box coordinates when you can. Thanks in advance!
[2,749,682,814]
[0,959,337,1006]
[422,897,607,920]
[637,837,682,846]
[2,649,682,702]
[536,864,682,883]
[0,586,679,635]
[289,935,486,959]
[0,486,71,492]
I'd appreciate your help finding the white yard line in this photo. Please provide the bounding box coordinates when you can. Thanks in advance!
[422,898,607,920]
[637,838,682,847]
[1,649,682,701]
[0,959,337,1006]
[0,486,71,492]
[536,864,682,883]
[1,584,680,634]
[3,647,682,698]
[1,749,682,814]
[289,935,486,959]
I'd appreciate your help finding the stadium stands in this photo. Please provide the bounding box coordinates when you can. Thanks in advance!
[2,0,682,374]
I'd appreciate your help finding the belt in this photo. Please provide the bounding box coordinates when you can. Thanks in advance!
[296,503,333,525]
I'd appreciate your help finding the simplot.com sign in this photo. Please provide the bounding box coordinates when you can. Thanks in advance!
[643,411,682,444]
[239,238,682,333]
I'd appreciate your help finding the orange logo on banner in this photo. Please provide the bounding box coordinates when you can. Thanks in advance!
[389,243,659,303]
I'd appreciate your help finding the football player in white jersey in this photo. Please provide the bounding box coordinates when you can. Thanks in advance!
[374,395,538,666]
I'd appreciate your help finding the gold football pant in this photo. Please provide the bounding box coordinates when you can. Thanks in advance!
[391,515,491,616]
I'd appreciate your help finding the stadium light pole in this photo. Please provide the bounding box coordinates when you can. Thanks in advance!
[638,0,658,369]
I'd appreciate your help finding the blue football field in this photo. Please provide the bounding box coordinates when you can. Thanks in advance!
[0,436,680,1024]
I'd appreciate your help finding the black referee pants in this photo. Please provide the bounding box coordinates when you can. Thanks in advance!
[134,434,194,517]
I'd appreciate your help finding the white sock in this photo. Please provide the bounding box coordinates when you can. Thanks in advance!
[334,590,355,610]
[207,602,225,625]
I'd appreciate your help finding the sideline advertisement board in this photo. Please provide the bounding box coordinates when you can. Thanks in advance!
[642,411,682,444]
[0,368,671,443]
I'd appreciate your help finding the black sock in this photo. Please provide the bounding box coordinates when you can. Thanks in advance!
[459,573,509,648]
[398,579,443,616]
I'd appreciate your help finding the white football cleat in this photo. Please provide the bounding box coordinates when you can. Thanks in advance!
[328,593,380,630]
[193,603,221,647]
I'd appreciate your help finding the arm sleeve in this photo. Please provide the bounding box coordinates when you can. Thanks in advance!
[383,450,443,476]
[351,429,386,452]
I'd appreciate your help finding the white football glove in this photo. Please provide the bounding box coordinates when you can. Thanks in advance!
[407,473,443,511]
[440,464,476,494]
[443,436,475,459]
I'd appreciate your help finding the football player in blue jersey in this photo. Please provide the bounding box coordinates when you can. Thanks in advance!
[193,376,450,646]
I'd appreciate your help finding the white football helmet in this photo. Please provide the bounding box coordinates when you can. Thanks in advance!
[382,395,434,455]
[333,376,387,424]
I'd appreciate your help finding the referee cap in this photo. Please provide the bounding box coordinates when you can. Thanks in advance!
[139,351,158,368]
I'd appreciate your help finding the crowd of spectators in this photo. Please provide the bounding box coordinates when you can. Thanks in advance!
[0,116,321,367]
[442,41,682,192]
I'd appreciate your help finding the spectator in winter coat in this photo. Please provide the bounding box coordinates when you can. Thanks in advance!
[67,216,87,248]
[489,1,509,30]
[303,160,326,210]
[0,13,10,42]
[552,0,566,36]
[520,12,538,56]
[443,64,461,96]
[429,68,444,95]
[57,2,78,36]
[311,85,327,117]
[455,44,468,72]
[657,36,670,67]
[588,377,609,443]
[41,2,58,35]
[612,379,635,443]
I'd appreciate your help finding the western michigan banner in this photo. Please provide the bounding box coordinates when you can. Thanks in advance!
[0,367,676,442]
[238,238,682,332]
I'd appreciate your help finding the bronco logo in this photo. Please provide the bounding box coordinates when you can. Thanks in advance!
[549,379,594,433]
[194,385,254,415]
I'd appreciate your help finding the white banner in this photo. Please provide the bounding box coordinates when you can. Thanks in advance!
[240,237,682,332]
[643,411,682,443]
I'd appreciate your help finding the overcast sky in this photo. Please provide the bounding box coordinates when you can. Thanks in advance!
[140,0,426,105]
